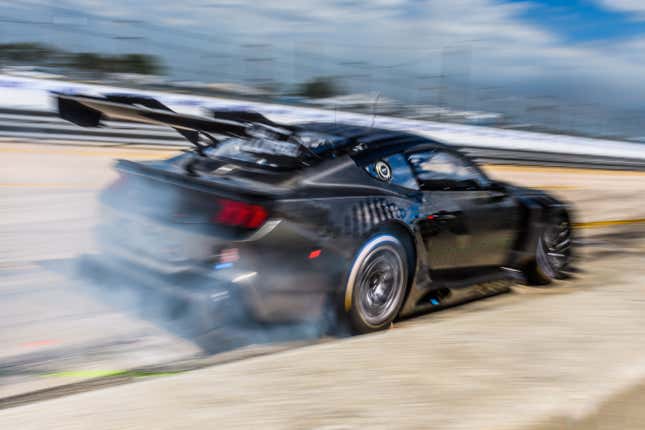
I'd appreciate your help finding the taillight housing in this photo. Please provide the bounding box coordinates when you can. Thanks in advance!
[212,199,268,229]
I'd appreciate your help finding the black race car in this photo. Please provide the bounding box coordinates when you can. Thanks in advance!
[57,93,572,334]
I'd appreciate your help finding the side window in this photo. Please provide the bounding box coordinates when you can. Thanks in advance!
[408,150,488,189]
[364,153,419,190]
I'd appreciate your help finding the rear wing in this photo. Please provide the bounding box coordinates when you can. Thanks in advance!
[54,93,293,147]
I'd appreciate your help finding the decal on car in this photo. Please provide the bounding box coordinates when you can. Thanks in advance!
[375,160,392,182]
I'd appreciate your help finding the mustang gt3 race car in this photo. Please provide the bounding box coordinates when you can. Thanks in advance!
[57,93,573,334]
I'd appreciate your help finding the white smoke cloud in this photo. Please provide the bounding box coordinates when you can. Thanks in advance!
[594,0,645,18]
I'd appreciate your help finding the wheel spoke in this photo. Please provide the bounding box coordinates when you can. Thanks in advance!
[552,238,570,251]
[539,216,571,279]
[355,242,405,327]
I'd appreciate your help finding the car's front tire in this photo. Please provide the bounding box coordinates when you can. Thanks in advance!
[524,211,572,285]
[343,234,408,334]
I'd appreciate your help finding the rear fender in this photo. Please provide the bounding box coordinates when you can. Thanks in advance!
[363,220,430,318]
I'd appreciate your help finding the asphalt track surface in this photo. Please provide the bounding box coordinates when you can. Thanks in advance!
[1,141,645,428]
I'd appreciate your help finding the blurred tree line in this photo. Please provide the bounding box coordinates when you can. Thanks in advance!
[0,42,162,75]
[297,77,341,99]
[70,53,161,75]
[0,42,346,99]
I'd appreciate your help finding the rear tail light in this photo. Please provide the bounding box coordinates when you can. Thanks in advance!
[212,199,268,229]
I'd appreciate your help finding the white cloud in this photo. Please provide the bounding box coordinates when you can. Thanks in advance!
[7,0,645,107]
[595,0,645,18]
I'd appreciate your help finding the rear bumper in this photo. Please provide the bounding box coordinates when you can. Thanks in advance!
[87,247,333,325]
[75,253,246,337]
[80,253,235,303]
[93,207,347,323]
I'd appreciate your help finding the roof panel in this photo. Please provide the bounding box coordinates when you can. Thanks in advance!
[296,121,446,155]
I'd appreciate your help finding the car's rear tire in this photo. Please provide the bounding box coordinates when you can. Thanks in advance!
[524,211,572,285]
[343,234,408,334]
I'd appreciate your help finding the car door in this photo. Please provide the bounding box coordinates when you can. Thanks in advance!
[446,151,519,266]
[406,150,468,270]
[359,149,460,270]
[408,149,519,269]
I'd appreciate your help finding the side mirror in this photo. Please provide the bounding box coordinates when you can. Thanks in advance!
[420,178,485,191]
[454,178,481,191]
[419,178,454,191]
[487,180,508,193]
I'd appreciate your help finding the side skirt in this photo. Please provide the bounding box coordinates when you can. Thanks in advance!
[398,268,522,319]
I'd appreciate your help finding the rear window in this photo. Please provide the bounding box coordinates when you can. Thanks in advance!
[204,137,304,169]
[204,133,342,169]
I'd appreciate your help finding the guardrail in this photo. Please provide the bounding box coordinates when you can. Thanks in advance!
[2,107,645,171]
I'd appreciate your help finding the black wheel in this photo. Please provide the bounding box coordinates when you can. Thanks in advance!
[525,212,572,285]
[343,234,408,334]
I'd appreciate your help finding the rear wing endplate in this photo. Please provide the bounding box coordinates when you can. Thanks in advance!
[54,93,293,146]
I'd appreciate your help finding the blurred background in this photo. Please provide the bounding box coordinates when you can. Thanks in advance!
[3,2,645,429]
[3,0,645,139]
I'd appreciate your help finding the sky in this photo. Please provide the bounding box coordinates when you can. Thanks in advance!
[3,0,645,116]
